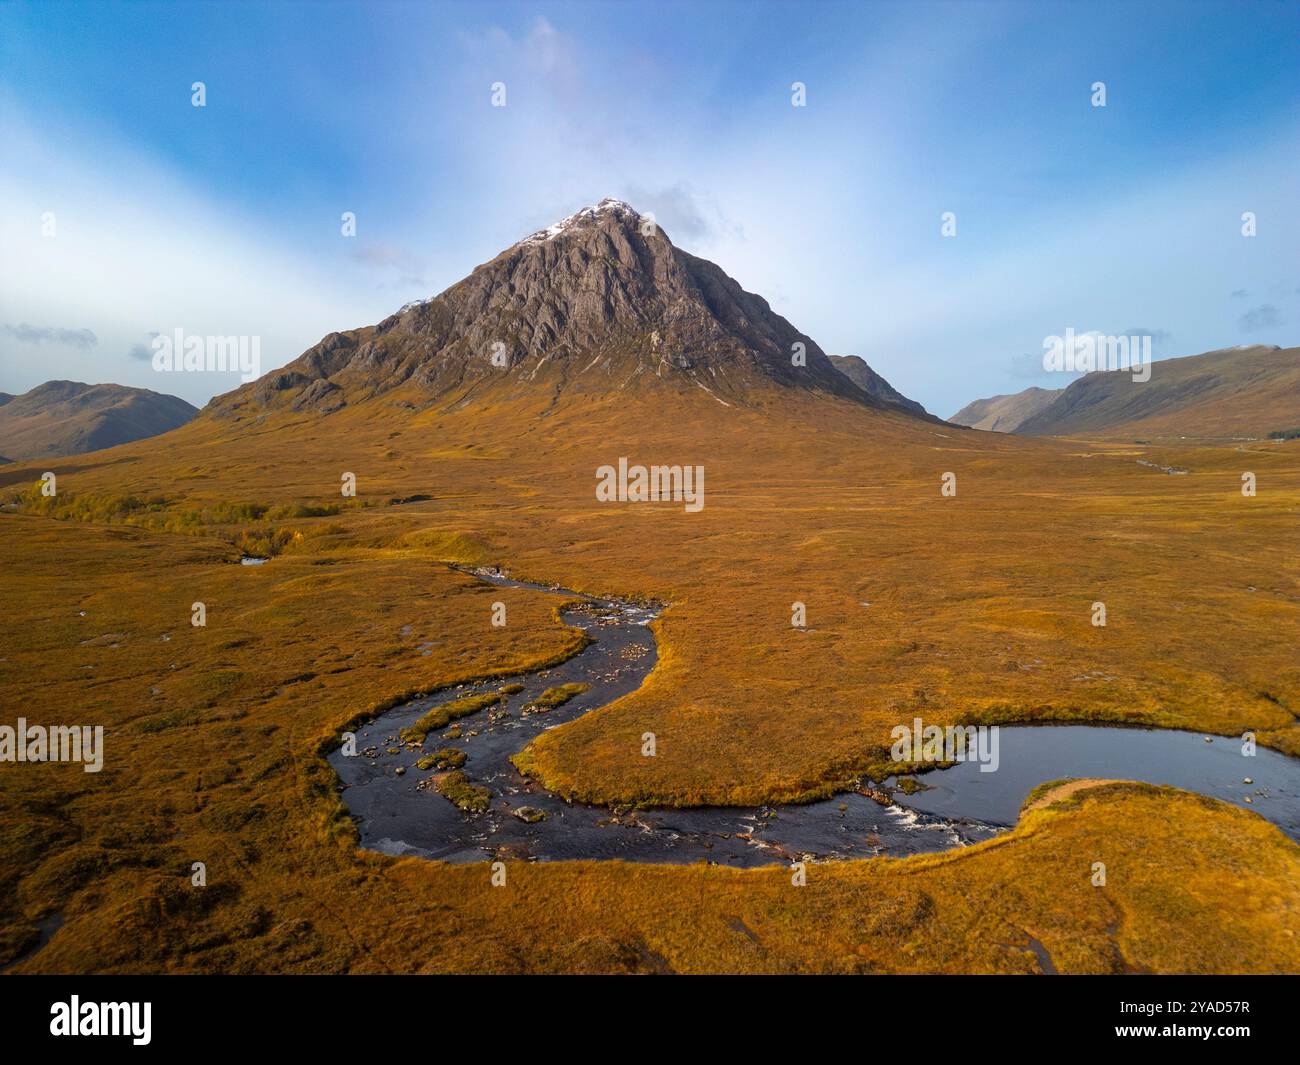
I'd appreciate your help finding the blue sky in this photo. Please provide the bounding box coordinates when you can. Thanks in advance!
[1,0,1297,415]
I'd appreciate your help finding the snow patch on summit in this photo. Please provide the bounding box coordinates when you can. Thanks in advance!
[519,198,642,245]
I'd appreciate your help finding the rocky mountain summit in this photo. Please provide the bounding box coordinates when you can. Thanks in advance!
[210,199,910,419]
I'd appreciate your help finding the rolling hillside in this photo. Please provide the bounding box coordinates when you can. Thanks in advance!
[1014,345,1298,440]
[0,380,197,460]
[949,386,1062,432]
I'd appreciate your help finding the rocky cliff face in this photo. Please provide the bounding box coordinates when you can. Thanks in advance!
[209,199,891,419]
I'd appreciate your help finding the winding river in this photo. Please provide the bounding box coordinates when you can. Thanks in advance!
[329,568,1300,865]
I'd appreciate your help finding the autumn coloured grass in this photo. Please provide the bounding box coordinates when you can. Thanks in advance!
[401,692,504,744]
[1,386,1297,972]
[416,749,465,771]
[435,770,491,814]
[532,682,590,708]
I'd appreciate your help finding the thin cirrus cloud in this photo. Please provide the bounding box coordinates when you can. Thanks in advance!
[622,184,743,245]
[1,322,98,349]
[0,99,381,407]
[1238,305,1282,332]
[349,242,432,291]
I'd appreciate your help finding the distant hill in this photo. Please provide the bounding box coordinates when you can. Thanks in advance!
[949,386,1062,432]
[0,381,198,460]
[827,355,927,416]
[1013,345,1298,439]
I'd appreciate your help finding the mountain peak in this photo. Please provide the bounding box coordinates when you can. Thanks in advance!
[519,198,644,246]
[210,203,922,419]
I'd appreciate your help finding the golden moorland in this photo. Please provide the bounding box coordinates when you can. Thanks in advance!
[1,380,1298,973]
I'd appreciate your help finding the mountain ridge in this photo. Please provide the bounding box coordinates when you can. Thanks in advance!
[949,386,1062,432]
[0,380,198,460]
[1013,344,1297,439]
[827,354,927,416]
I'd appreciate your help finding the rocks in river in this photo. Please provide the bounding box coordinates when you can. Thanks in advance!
[858,787,894,807]
[512,806,547,823]
[338,567,672,856]
[1244,777,1253,785]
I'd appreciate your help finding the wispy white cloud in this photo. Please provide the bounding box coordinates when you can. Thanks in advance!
[0,98,378,405]
[1,322,98,349]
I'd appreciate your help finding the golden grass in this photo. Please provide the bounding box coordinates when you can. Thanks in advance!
[1,386,1297,972]
[435,770,491,813]
[416,749,465,771]
[401,692,503,744]
[532,682,590,708]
